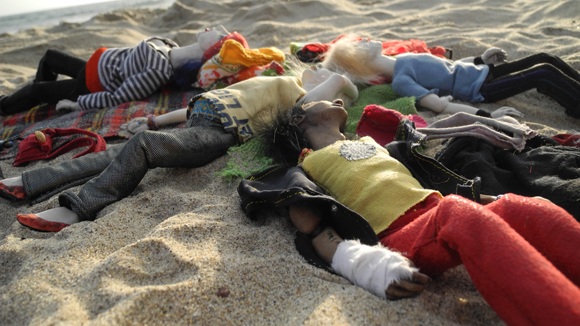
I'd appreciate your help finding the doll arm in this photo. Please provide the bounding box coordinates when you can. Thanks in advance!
[457,48,508,65]
[301,74,359,103]
[289,204,429,300]
[419,94,524,118]
[120,108,188,134]
[419,94,480,115]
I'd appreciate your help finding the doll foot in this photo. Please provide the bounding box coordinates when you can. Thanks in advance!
[17,213,71,232]
[0,181,26,201]
[17,207,81,232]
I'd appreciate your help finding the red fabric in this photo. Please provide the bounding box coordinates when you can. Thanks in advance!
[302,35,447,59]
[202,32,249,62]
[552,134,580,147]
[13,128,106,166]
[378,194,580,326]
[85,47,107,93]
[356,104,428,146]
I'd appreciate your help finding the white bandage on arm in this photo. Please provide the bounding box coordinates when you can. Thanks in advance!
[331,240,417,299]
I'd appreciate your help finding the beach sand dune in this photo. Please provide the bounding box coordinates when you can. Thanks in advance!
[1,0,578,325]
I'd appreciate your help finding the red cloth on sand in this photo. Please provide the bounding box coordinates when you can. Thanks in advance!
[552,133,580,147]
[378,193,580,326]
[303,35,447,59]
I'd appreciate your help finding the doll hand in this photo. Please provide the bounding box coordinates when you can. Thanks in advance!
[490,106,524,118]
[331,240,425,300]
[386,270,430,300]
[481,48,507,65]
[120,117,150,134]
[439,95,454,104]
[55,100,81,112]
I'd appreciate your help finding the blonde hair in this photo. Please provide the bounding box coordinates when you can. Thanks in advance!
[321,37,382,85]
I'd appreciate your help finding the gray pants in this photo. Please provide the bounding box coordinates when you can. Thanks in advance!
[22,118,236,221]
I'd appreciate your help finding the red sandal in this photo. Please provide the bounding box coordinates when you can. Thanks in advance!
[0,181,26,201]
[17,213,69,232]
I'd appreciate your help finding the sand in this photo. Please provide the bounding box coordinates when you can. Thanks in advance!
[1,0,579,325]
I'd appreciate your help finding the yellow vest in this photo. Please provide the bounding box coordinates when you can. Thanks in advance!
[302,137,441,233]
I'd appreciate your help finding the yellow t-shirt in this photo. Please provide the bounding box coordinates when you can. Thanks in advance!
[194,76,307,143]
[302,137,441,233]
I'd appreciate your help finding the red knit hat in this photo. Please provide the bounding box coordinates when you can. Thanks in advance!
[356,104,428,146]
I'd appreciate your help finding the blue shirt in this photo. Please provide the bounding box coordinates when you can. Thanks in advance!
[392,53,489,103]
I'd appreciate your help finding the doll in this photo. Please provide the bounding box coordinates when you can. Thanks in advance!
[0,27,238,120]
[239,99,580,326]
[0,69,358,231]
[322,38,580,119]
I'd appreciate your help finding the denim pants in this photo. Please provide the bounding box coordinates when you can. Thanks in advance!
[0,49,89,115]
[480,53,580,117]
[22,118,236,220]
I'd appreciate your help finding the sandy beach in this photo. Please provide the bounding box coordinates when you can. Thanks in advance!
[1,0,579,325]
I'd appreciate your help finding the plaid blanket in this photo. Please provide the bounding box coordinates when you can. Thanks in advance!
[0,89,202,161]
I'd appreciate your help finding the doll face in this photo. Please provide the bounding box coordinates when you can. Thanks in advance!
[302,64,336,86]
[302,99,348,132]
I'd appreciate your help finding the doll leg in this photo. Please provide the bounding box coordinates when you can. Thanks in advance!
[483,194,580,286]
[481,64,580,117]
[32,68,90,104]
[35,49,87,82]
[20,145,124,203]
[490,52,580,82]
[380,195,580,326]
[58,120,236,221]
[0,79,85,115]
[1,145,120,202]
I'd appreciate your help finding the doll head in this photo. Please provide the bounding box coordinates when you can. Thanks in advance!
[172,26,229,90]
[197,26,228,52]
[253,102,310,166]
[321,37,384,84]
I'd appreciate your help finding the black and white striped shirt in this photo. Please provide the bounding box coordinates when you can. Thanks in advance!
[78,38,175,110]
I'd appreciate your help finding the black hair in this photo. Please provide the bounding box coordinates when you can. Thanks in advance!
[172,59,204,90]
[253,102,310,166]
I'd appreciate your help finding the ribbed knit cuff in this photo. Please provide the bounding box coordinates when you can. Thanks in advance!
[473,56,484,65]
[475,109,491,117]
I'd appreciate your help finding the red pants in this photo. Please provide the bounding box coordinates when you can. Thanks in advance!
[378,194,580,326]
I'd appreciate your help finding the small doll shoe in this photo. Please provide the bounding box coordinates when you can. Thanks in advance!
[17,213,70,232]
[0,181,26,201]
